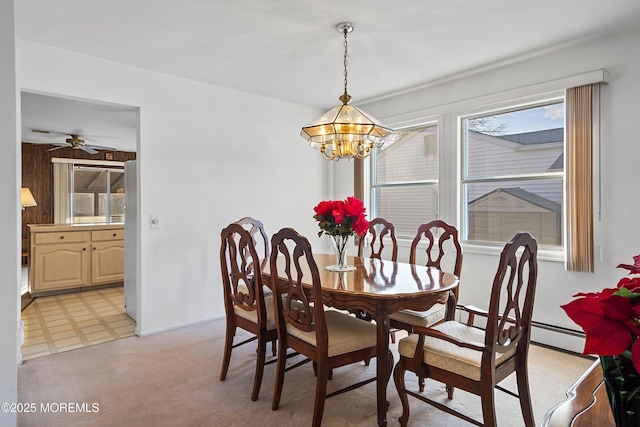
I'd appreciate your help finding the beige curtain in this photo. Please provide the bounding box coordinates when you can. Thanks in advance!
[53,161,71,224]
[565,84,594,273]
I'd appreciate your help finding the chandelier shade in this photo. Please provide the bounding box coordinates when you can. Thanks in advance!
[300,22,395,161]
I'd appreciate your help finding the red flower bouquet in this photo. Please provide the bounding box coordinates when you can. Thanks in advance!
[561,254,640,371]
[313,196,369,237]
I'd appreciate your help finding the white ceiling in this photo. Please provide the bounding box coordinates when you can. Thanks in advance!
[15,0,640,152]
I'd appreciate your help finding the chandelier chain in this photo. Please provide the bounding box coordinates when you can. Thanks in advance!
[343,28,348,96]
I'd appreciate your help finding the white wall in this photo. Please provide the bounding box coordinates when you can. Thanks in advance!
[0,1,19,426]
[343,29,640,351]
[15,40,326,336]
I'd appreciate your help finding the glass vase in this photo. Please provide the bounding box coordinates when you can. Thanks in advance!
[600,352,640,427]
[325,234,355,272]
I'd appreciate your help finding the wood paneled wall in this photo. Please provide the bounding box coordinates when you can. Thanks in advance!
[21,143,137,241]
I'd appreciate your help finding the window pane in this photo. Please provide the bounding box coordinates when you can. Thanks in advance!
[465,103,564,179]
[465,179,563,246]
[375,125,438,183]
[110,193,125,222]
[374,185,438,238]
[73,193,95,217]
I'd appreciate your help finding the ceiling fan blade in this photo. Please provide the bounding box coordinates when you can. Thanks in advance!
[47,145,69,152]
[79,146,98,155]
[85,144,117,151]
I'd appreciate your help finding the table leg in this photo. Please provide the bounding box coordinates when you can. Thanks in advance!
[374,309,390,427]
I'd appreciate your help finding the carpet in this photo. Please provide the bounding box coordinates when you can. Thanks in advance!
[18,318,593,426]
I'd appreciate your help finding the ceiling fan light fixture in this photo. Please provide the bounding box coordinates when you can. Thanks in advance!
[300,22,395,161]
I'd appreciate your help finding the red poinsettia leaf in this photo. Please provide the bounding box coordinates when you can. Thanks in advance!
[583,319,632,355]
[632,340,640,372]
[618,254,640,274]
[600,295,634,320]
[561,298,604,330]
[617,277,640,294]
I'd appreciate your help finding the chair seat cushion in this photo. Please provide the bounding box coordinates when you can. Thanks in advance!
[390,303,446,327]
[287,310,377,357]
[234,293,277,330]
[397,321,516,381]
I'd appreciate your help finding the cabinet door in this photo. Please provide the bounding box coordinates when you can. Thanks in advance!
[33,242,89,292]
[92,240,125,284]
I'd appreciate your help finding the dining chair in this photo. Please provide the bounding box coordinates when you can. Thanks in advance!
[234,216,270,275]
[219,222,278,401]
[357,217,398,261]
[393,232,538,427]
[269,227,379,427]
[389,220,463,338]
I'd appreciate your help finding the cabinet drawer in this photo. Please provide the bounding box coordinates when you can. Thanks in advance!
[34,231,89,244]
[92,229,124,241]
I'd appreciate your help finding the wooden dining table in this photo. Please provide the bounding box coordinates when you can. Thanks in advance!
[265,253,459,427]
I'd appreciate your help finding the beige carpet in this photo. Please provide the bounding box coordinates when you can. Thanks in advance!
[18,319,592,426]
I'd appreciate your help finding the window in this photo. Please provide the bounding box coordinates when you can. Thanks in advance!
[370,124,438,238]
[461,99,565,247]
[72,166,125,223]
[53,159,126,225]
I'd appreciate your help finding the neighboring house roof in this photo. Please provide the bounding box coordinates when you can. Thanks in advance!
[469,187,561,213]
[496,128,563,145]
[548,153,563,171]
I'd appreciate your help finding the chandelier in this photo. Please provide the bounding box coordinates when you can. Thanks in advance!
[300,22,395,161]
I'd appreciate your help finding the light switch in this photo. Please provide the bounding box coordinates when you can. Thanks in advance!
[150,214,161,229]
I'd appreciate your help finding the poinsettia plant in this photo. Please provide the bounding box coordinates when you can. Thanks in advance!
[313,196,369,237]
[561,254,640,372]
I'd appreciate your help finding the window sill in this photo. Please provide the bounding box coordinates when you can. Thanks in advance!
[462,242,564,263]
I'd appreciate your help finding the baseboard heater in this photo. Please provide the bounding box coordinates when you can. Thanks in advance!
[530,320,586,354]
[531,320,584,337]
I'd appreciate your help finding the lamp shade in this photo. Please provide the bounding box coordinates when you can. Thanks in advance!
[21,188,37,209]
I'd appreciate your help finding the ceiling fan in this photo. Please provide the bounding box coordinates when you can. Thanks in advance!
[33,129,117,155]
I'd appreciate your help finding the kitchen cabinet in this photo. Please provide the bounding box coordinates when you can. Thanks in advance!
[91,229,125,284]
[29,224,124,296]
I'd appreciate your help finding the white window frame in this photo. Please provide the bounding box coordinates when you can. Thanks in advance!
[459,94,566,256]
[368,121,440,241]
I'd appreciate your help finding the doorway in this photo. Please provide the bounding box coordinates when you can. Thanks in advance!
[20,91,139,360]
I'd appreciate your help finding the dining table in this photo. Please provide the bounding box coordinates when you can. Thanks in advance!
[265,253,459,427]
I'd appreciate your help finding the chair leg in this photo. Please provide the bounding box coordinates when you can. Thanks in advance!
[418,375,425,392]
[219,322,236,381]
[251,337,267,401]
[312,362,329,427]
[480,384,497,427]
[390,331,396,344]
[271,338,287,410]
[516,365,535,427]
[393,358,410,427]
[446,384,455,399]
[271,339,277,357]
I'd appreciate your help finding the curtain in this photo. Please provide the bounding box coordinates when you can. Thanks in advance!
[53,162,71,224]
[565,84,594,273]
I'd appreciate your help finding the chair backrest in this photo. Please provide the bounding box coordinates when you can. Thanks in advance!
[484,232,538,363]
[220,222,269,326]
[357,217,398,261]
[409,220,463,298]
[234,217,269,273]
[270,228,327,351]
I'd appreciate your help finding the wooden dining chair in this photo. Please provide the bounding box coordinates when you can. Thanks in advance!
[219,222,278,401]
[269,227,379,427]
[234,216,270,275]
[390,220,463,338]
[393,232,538,427]
[357,217,398,261]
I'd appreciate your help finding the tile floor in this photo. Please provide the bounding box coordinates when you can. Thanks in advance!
[21,286,136,360]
